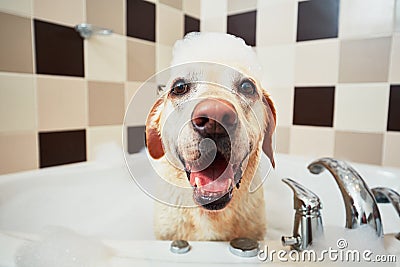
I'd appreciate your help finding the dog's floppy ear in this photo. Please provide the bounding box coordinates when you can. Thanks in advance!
[145,98,165,159]
[262,91,276,168]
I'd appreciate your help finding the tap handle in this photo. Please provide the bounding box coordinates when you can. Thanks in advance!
[282,178,322,213]
[308,157,383,237]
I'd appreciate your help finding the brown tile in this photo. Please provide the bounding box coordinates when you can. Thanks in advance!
[0,132,38,174]
[127,39,156,82]
[86,0,124,35]
[37,76,86,131]
[339,37,391,83]
[33,0,84,27]
[334,131,384,165]
[0,12,33,73]
[127,126,145,153]
[184,14,200,35]
[387,85,400,131]
[0,73,36,132]
[39,129,86,167]
[293,87,335,127]
[275,126,290,154]
[227,11,257,46]
[88,81,125,126]
[127,0,155,42]
[160,0,182,10]
[34,20,84,77]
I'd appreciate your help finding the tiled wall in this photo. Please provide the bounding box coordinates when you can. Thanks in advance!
[0,0,399,175]
[0,0,200,174]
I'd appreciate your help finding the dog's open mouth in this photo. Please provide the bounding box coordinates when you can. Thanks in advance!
[185,152,243,211]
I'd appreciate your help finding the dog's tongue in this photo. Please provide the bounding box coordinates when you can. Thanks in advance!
[189,157,233,192]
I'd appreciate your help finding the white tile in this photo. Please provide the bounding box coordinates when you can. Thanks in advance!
[256,0,297,46]
[339,0,395,39]
[182,0,201,18]
[157,4,184,46]
[389,35,400,83]
[87,125,123,161]
[334,83,390,133]
[227,0,257,15]
[267,86,294,127]
[201,16,226,33]
[257,45,295,87]
[295,39,339,85]
[201,0,227,19]
[156,44,173,72]
[0,0,32,16]
[86,34,126,82]
[396,0,400,32]
[290,126,335,157]
[0,73,36,132]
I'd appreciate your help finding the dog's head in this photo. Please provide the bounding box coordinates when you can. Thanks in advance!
[145,33,276,211]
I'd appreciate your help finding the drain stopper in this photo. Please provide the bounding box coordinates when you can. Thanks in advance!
[229,237,259,257]
[170,240,190,254]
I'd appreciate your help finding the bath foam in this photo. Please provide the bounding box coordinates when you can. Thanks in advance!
[15,226,114,267]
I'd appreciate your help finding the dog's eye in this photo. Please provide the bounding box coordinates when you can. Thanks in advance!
[239,80,256,95]
[171,80,190,95]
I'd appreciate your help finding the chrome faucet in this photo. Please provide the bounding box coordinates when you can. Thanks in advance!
[281,178,324,251]
[308,157,383,237]
[372,187,400,240]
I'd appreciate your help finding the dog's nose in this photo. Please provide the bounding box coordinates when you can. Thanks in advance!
[191,99,238,136]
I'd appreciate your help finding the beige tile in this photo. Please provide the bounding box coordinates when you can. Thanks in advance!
[267,86,294,127]
[334,131,383,165]
[201,0,227,19]
[86,0,124,35]
[37,76,86,131]
[295,39,339,85]
[339,0,395,39]
[389,35,400,83]
[157,4,183,46]
[290,126,335,158]
[125,82,142,109]
[87,125,123,161]
[256,0,297,46]
[0,13,33,73]
[275,126,290,154]
[86,34,126,82]
[127,39,156,82]
[257,45,295,87]
[339,37,391,83]
[182,0,201,18]
[0,132,38,174]
[156,44,173,71]
[0,73,36,132]
[160,0,182,10]
[125,81,158,127]
[0,0,32,16]
[334,83,390,133]
[383,132,400,168]
[34,0,84,26]
[201,16,226,33]
[88,81,125,126]
[228,0,257,15]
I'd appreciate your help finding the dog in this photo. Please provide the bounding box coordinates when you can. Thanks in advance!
[145,32,276,241]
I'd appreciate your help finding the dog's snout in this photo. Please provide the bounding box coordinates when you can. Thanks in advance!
[191,99,238,136]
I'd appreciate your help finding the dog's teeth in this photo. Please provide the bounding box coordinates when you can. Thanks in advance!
[195,177,201,187]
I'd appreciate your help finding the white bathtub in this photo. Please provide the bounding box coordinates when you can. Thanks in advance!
[1,144,400,266]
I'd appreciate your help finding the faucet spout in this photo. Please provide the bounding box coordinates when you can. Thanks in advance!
[282,178,323,250]
[372,187,400,240]
[308,157,383,237]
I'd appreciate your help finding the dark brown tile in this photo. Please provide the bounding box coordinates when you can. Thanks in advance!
[127,0,155,42]
[127,126,145,154]
[296,0,339,42]
[227,10,257,46]
[39,129,86,168]
[293,86,335,127]
[184,14,200,36]
[388,85,400,131]
[34,19,84,77]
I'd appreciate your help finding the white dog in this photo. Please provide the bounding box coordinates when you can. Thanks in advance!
[145,32,276,241]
